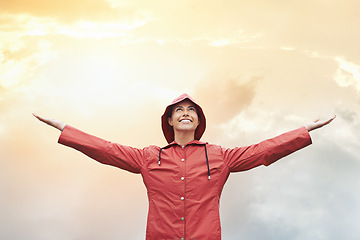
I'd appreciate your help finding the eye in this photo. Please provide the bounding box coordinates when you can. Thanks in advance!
[175,107,183,112]
[189,107,195,111]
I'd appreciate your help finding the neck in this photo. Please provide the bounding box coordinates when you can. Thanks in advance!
[174,131,195,146]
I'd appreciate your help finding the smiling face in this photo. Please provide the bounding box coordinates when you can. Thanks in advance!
[168,99,200,135]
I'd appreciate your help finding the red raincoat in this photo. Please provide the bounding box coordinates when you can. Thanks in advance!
[58,94,312,240]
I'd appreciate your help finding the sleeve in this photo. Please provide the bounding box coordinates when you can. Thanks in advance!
[58,125,143,174]
[224,126,312,172]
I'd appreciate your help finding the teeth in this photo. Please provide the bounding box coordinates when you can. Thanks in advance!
[181,120,191,123]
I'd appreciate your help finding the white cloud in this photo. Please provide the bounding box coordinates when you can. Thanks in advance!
[299,50,360,92]
[208,31,263,47]
[280,46,296,51]
[58,11,152,39]
[209,39,231,47]
[0,10,152,39]
[0,38,57,89]
[333,57,360,91]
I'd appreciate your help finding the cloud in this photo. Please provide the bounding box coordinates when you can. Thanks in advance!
[0,0,124,23]
[0,38,57,92]
[336,108,358,123]
[218,111,360,239]
[194,74,259,124]
[333,57,360,91]
[1,1,360,239]
[0,13,152,41]
[248,142,360,240]
[207,32,262,47]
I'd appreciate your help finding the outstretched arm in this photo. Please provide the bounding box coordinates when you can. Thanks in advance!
[33,113,143,173]
[305,115,336,132]
[227,115,336,172]
[33,113,66,131]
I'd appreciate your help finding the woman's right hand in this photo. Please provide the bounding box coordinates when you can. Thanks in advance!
[33,113,66,131]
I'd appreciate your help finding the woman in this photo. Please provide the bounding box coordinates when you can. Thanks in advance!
[33,93,335,240]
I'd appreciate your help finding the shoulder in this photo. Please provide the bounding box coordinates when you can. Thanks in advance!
[142,145,161,155]
[204,143,225,155]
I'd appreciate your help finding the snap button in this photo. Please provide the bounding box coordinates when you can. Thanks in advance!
[181,197,184,200]
[181,177,184,181]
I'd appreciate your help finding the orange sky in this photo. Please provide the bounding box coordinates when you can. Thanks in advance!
[1,0,360,239]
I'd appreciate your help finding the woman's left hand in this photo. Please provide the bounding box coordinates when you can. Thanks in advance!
[305,115,336,132]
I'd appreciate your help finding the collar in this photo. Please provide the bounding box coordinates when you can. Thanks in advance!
[162,140,208,149]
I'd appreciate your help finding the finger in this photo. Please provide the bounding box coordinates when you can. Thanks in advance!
[319,116,335,127]
[325,115,336,123]
[33,113,44,121]
[325,116,335,124]
[33,113,43,121]
[33,114,50,124]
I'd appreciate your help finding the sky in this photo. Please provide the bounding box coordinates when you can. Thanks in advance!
[1,0,360,239]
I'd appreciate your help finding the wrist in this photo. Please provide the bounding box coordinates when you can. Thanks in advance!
[60,124,66,131]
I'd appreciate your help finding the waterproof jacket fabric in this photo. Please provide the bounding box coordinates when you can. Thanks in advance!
[58,125,312,239]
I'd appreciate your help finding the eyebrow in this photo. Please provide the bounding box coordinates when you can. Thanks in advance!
[169,104,198,117]
[174,105,196,109]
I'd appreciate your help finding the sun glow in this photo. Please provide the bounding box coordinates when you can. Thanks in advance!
[1,1,360,239]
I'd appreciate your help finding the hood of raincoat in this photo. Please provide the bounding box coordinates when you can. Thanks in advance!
[161,93,206,144]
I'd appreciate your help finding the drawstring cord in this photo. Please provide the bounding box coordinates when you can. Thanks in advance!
[158,144,210,180]
[204,144,210,180]
[158,148,163,165]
